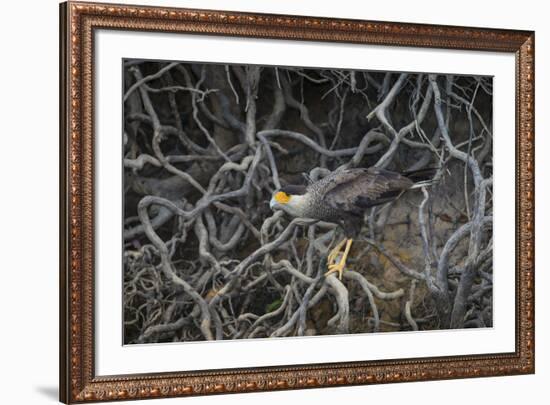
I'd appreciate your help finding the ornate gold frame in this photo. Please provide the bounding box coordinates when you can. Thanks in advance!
[59,1,535,403]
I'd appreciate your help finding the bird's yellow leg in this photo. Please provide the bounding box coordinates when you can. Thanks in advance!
[327,238,347,265]
[325,239,353,280]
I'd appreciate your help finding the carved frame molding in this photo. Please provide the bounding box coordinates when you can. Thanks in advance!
[59,1,535,402]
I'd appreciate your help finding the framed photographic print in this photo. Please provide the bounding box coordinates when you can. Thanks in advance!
[59,1,535,403]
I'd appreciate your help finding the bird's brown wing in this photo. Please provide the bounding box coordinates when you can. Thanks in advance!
[324,168,413,215]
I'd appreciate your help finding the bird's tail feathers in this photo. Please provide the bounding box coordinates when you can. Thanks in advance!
[409,179,436,189]
[402,167,440,189]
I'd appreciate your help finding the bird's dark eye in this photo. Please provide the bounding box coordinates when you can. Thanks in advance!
[274,191,291,204]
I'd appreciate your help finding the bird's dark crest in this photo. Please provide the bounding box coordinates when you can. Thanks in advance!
[280,184,308,196]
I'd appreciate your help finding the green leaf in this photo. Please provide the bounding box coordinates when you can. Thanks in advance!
[265,298,283,313]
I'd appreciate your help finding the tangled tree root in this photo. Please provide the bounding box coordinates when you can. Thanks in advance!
[123,62,493,343]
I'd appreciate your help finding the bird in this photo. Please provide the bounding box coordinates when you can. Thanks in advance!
[269,167,436,280]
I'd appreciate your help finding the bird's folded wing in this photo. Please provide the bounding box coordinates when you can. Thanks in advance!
[325,168,412,214]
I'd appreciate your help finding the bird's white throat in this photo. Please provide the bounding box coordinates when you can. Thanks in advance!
[273,193,309,217]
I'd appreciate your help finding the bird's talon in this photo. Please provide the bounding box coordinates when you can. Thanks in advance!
[325,239,353,280]
[325,263,346,279]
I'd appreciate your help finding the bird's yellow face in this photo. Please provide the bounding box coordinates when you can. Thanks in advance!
[273,191,291,204]
[270,191,291,210]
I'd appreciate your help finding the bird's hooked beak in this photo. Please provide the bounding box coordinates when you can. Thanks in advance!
[269,196,277,210]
